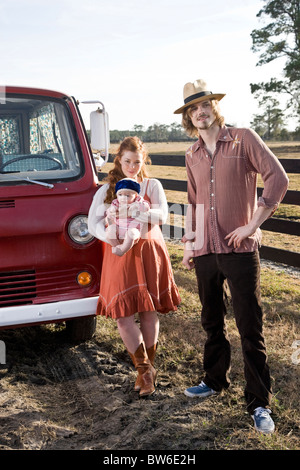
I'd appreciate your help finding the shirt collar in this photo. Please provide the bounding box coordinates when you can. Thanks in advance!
[218,126,233,142]
[194,126,233,151]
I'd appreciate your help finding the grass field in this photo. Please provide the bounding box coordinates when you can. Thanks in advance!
[159,241,300,450]
[91,240,300,450]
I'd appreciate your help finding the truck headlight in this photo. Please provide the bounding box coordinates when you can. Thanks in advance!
[68,215,94,244]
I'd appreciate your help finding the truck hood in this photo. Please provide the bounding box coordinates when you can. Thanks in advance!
[0,189,97,237]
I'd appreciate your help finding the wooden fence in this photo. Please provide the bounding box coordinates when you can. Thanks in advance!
[98,154,300,268]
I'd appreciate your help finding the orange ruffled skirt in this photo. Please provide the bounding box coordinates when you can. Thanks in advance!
[96,224,181,319]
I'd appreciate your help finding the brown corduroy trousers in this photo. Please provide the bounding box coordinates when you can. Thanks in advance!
[194,250,272,414]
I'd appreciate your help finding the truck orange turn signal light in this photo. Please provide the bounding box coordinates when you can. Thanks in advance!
[77,271,92,286]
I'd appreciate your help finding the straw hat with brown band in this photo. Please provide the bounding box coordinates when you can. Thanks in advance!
[174,79,225,114]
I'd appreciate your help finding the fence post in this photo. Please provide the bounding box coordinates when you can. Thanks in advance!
[0,340,6,364]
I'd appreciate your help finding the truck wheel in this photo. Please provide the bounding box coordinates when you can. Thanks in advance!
[66,316,97,342]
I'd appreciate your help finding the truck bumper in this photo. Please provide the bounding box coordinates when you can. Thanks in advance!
[0,296,99,328]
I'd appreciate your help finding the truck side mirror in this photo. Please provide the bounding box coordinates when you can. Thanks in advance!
[81,101,110,169]
[90,107,110,169]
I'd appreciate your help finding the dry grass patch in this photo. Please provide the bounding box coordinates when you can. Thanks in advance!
[156,241,300,449]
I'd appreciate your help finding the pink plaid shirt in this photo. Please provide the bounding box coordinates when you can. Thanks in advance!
[185,126,289,256]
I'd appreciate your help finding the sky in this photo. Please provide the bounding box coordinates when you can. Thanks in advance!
[0,0,289,131]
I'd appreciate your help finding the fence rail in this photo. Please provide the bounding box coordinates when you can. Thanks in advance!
[98,154,300,268]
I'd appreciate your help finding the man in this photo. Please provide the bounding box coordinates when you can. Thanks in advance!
[174,79,289,434]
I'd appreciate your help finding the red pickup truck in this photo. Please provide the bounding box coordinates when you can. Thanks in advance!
[0,86,109,341]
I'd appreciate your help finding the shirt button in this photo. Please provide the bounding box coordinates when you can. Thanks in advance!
[211,193,214,196]
[211,179,214,182]
[211,207,214,210]
[211,166,214,169]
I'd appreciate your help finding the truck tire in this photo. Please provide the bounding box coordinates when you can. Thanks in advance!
[66,316,97,342]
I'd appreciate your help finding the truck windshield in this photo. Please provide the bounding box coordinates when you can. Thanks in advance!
[0,94,83,184]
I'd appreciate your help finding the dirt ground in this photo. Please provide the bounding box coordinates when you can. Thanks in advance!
[0,321,212,452]
[0,312,299,453]
[0,321,201,452]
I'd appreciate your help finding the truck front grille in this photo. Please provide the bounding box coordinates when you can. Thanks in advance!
[0,270,36,306]
[0,200,15,209]
[0,268,92,307]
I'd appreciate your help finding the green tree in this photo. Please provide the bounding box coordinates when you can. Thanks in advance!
[144,123,169,142]
[250,96,285,139]
[132,124,145,139]
[168,122,190,141]
[250,0,300,126]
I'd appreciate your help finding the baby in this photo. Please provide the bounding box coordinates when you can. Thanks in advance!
[106,178,150,256]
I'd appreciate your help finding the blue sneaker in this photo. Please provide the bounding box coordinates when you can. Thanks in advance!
[184,381,217,398]
[252,407,275,434]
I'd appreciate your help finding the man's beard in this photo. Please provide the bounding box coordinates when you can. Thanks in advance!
[198,117,216,130]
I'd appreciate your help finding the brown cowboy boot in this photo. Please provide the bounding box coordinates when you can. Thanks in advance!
[129,343,157,392]
[129,343,156,396]
[128,351,142,392]
[146,343,157,367]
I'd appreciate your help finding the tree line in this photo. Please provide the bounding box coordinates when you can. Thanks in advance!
[109,120,300,144]
[110,123,192,143]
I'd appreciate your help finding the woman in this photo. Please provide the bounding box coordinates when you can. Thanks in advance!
[88,136,181,396]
